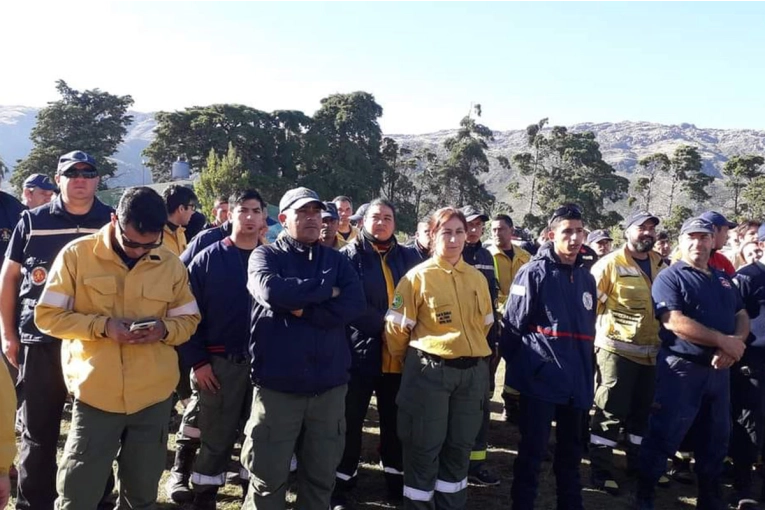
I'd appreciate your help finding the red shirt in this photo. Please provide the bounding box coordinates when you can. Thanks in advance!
[710,251,735,276]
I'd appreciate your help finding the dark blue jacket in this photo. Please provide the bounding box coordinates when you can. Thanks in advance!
[735,261,765,364]
[462,240,500,349]
[501,242,597,410]
[341,234,421,376]
[5,197,113,344]
[180,237,252,369]
[404,238,429,262]
[0,191,24,266]
[180,222,231,266]
[247,235,365,394]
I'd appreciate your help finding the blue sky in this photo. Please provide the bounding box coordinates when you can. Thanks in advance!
[2,2,764,134]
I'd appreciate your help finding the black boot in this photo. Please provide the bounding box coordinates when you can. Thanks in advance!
[697,479,727,510]
[165,442,197,503]
[191,488,217,510]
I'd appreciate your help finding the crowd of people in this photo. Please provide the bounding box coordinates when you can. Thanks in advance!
[0,149,763,510]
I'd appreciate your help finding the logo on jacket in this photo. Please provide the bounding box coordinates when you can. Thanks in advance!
[31,266,48,286]
[436,310,452,325]
[582,292,593,311]
[392,293,403,310]
[0,228,10,243]
[719,277,732,289]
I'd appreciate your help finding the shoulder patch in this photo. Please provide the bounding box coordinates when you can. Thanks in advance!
[616,266,641,277]
[582,291,593,311]
[510,284,526,297]
[31,266,48,286]
[719,276,732,289]
[392,292,403,310]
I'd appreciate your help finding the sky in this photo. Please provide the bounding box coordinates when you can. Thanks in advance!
[2,2,765,134]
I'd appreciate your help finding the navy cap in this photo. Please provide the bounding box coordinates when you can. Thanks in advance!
[460,205,489,223]
[278,187,325,213]
[625,211,660,229]
[680,217,715,236]
[350,203,369,223]
[587,229,613,244]
[321,201,339,221]
[700,211,736,229]
[23,173,56,191]
[57,150,97,175]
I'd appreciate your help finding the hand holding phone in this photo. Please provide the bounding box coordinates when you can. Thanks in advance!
[130,319,158,332]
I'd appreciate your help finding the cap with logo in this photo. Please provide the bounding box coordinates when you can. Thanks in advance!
[680,217,715,236]
[699,211,737,229]
[460,205,489,223]
[321,201,339,221]
[625,211,660,229]
[587,229,613,244]
[57,150,97,175]
[278,187,325,213]
[23,173,57,191]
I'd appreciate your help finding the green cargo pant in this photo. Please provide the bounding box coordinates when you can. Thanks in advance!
[241,384,347,510]
[56,397,172,510]
[191,355,252,491]
[397,348,489,510]
[590,348,656,473]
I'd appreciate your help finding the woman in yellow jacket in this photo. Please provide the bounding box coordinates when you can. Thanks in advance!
[385,207,493,510]
[0,359,16,509]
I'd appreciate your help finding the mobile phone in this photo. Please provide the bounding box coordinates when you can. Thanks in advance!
[130,319,158,332]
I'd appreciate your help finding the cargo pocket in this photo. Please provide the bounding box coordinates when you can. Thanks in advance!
[84,276,117,312]
[142,284,174,316]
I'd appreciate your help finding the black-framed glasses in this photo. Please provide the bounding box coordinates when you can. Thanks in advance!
[549,205,583,224]
[61,168,99,179]
[117,223,164,250]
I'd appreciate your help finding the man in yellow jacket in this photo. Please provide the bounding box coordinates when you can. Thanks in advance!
[162,184,198,256]
[588,211,667,496]
[35,187,201,510]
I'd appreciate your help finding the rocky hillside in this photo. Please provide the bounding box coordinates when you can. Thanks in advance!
[2,107,765,202]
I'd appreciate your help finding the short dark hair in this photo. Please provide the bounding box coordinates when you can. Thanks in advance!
[365,198,396,218]
[163,185,197,214]
[493,214,514,229]
[656,231,670,241]
[549,203,583,229]
[228,189,266,210]
[214,196,229,207]
[333,195,352,206]
[117,187,168,235]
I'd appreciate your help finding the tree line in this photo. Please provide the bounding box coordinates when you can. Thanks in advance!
[7,81,765,237]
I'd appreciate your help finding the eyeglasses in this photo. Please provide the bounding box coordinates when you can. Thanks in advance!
[184,203,197,211]
[549,205,583,224]
[61,168,99,179]
[117,223,164,250]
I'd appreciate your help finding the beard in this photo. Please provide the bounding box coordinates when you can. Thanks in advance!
[633,237,656,253]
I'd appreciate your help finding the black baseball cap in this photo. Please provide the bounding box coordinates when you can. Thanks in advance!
[23,173,56,191]
[587,229,613,244]
[278,187,325,213]
[321,202,339,221]
[680,217,715,236]
[460,205,489,223]
[625,211,660,229]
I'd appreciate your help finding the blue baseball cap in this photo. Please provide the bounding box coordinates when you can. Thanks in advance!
[350,203,369,222]
[680,217,715,236]
[625,211,660,229]
[587,229,612,244]
[57,150,97,175]
[700,211,736,229]
[321,202,340,221]
[23,173,56,191]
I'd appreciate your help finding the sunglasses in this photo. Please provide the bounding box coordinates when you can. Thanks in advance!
[117,223,164,250]
[549,205,583,224]
[61,168,99,179]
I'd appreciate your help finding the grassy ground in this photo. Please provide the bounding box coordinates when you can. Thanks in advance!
[7,363,736,509]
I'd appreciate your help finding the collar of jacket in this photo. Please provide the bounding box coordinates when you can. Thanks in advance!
[535,241,584,268]
[433,255,468,273]
[50,196,109,218]
[222,236,261,250]
[464,240,484,253]
[280,232,320,256]
[357,229,398,252]
[615,245,664,269]
[93,223,164,264]
[487,242,513,257]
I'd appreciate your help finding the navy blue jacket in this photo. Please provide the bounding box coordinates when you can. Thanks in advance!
[735,261,765,364]
[6,197,113,344]
[180,222,231,266]
[247,235,365,394]
[341,234,421,376]
[404,238,429,262]
[0,191,24,266]
[462,240,500,349]
[501,243,597,410]
[179,237,252,369]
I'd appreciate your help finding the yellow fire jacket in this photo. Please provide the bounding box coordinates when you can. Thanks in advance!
[35,224,201,414]
[384,256,493,360]
[336,225,359,244]
[591,246,667,365]
[488,243,532,312]
[0,360,15,476]
[162,223,187,257]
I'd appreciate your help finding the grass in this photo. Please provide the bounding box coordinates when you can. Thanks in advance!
[7,363,736,509]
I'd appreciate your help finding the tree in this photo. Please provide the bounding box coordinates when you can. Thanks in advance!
[0,156,7,177]
[631,153,671,211]
[665,145,712,217]
[194,144,252,218]
[662,205,694,238]
[499,118,548,215]
[12,80,134,191]
[507,121,629,229]
[742,175,765,220]
[299,92,387,204]
[722,154,765,217]
[143,104,302,200]
[435,104,495,210]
